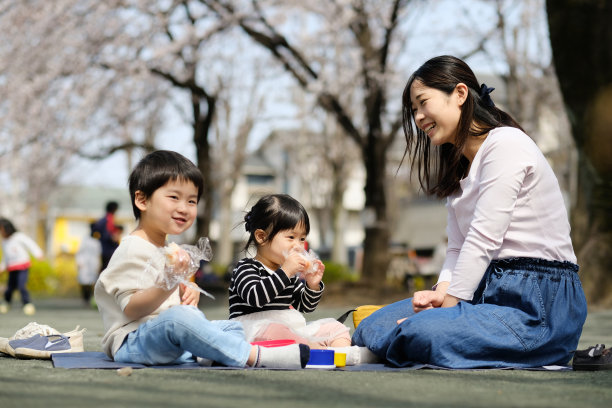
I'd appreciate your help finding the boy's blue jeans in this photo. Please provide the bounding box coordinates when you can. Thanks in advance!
[352,257,587,368]
[114,305,251,366]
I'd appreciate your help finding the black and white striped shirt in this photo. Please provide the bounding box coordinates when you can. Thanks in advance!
[228,258,324,319]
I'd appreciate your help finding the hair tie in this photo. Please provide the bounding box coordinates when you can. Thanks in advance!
[244,213,252,233]
[479,83,495,107]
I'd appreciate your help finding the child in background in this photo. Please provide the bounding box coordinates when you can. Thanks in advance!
[229,194,377,365]
[94,151,309,368]
[0,218,43,315]
[76,223,102,307]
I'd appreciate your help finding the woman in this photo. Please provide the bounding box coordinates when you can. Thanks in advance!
[352,55,587,368]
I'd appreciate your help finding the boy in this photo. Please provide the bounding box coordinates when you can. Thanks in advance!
[94,150,309,368]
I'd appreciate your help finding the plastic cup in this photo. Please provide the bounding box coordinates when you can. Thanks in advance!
[334,352,346,367]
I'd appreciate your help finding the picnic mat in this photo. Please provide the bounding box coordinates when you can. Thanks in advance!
[51,352,571,371]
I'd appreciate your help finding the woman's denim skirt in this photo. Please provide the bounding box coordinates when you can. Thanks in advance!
[352,257,587,368]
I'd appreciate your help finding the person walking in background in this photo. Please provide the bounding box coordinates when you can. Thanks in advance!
[0,218,44,315]
[94,201,121,272]
[75,223,102,307]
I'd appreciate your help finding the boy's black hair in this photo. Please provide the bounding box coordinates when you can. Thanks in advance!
[0,218,17,237]
[243,194,310,252]
[128,150,204,219]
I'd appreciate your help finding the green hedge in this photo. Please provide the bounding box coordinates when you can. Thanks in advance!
[321,261,356,284]
[0,256,80,298]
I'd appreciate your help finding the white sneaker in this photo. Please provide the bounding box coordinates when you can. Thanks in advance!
[0,302,8,314]
[1,324,85,358]
[13,327,86,359]
[10,322,60,340]
[22,303,36,316]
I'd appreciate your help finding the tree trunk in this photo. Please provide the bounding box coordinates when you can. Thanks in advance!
[546,0,612,306]
[216,187,234,266]
[331,163,347,264]
[361,138,390,284]
[193,95,216,242]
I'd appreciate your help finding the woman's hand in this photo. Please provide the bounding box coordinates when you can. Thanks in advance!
[180,282,200,306]
[397,289,444,324]
[412,289,446,313]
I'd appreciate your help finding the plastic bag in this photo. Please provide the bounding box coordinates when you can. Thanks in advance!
[142,237,216,299]
[283,247,321,278]
[234,309,350,345]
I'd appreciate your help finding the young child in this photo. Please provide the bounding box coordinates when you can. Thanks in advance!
[229,194,376,365]
[0,218,43,315]
[75,223,102,307]
[94,151,310,368]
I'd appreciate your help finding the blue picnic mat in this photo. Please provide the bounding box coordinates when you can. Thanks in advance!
[51,352,571,371]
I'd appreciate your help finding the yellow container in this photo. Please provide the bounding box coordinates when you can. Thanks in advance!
[352,305,386,328]
[334,352,346,367]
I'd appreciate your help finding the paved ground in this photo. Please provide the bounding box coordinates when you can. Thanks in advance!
[1,296,611,408]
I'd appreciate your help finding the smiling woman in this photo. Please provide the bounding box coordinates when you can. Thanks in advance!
[352,55,587,369]
[409,80,465,147]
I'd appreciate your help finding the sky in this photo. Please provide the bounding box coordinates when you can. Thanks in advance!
[59,0,551,189]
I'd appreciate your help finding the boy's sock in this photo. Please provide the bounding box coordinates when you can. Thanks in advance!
[329,345,379,365]
[256,344,310,369]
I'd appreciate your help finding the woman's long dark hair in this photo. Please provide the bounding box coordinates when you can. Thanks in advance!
[402,55,523,198]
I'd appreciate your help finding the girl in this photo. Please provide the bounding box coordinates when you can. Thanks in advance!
[0,218,44,315]
[352,55,587,368]
[229,194,376,365]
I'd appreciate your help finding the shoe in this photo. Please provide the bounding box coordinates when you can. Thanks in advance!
[11,322,60,339]
[3,326,85,359]
[572,344,612,371]
[0,337,9,355]
[1,322,60,356]
[0,302,8,314]
[196,357,214,367]
[23,303,36,315]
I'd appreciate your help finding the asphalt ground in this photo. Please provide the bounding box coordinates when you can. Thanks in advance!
[1,296,611,408]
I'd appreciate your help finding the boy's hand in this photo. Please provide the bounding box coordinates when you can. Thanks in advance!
[179,282,200,306]
[166,246,192,279]
[304,260,324,290]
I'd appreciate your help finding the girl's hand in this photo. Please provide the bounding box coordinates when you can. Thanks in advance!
[180,282,200,306]
[304,260,324,290]
[280,250,307,278]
